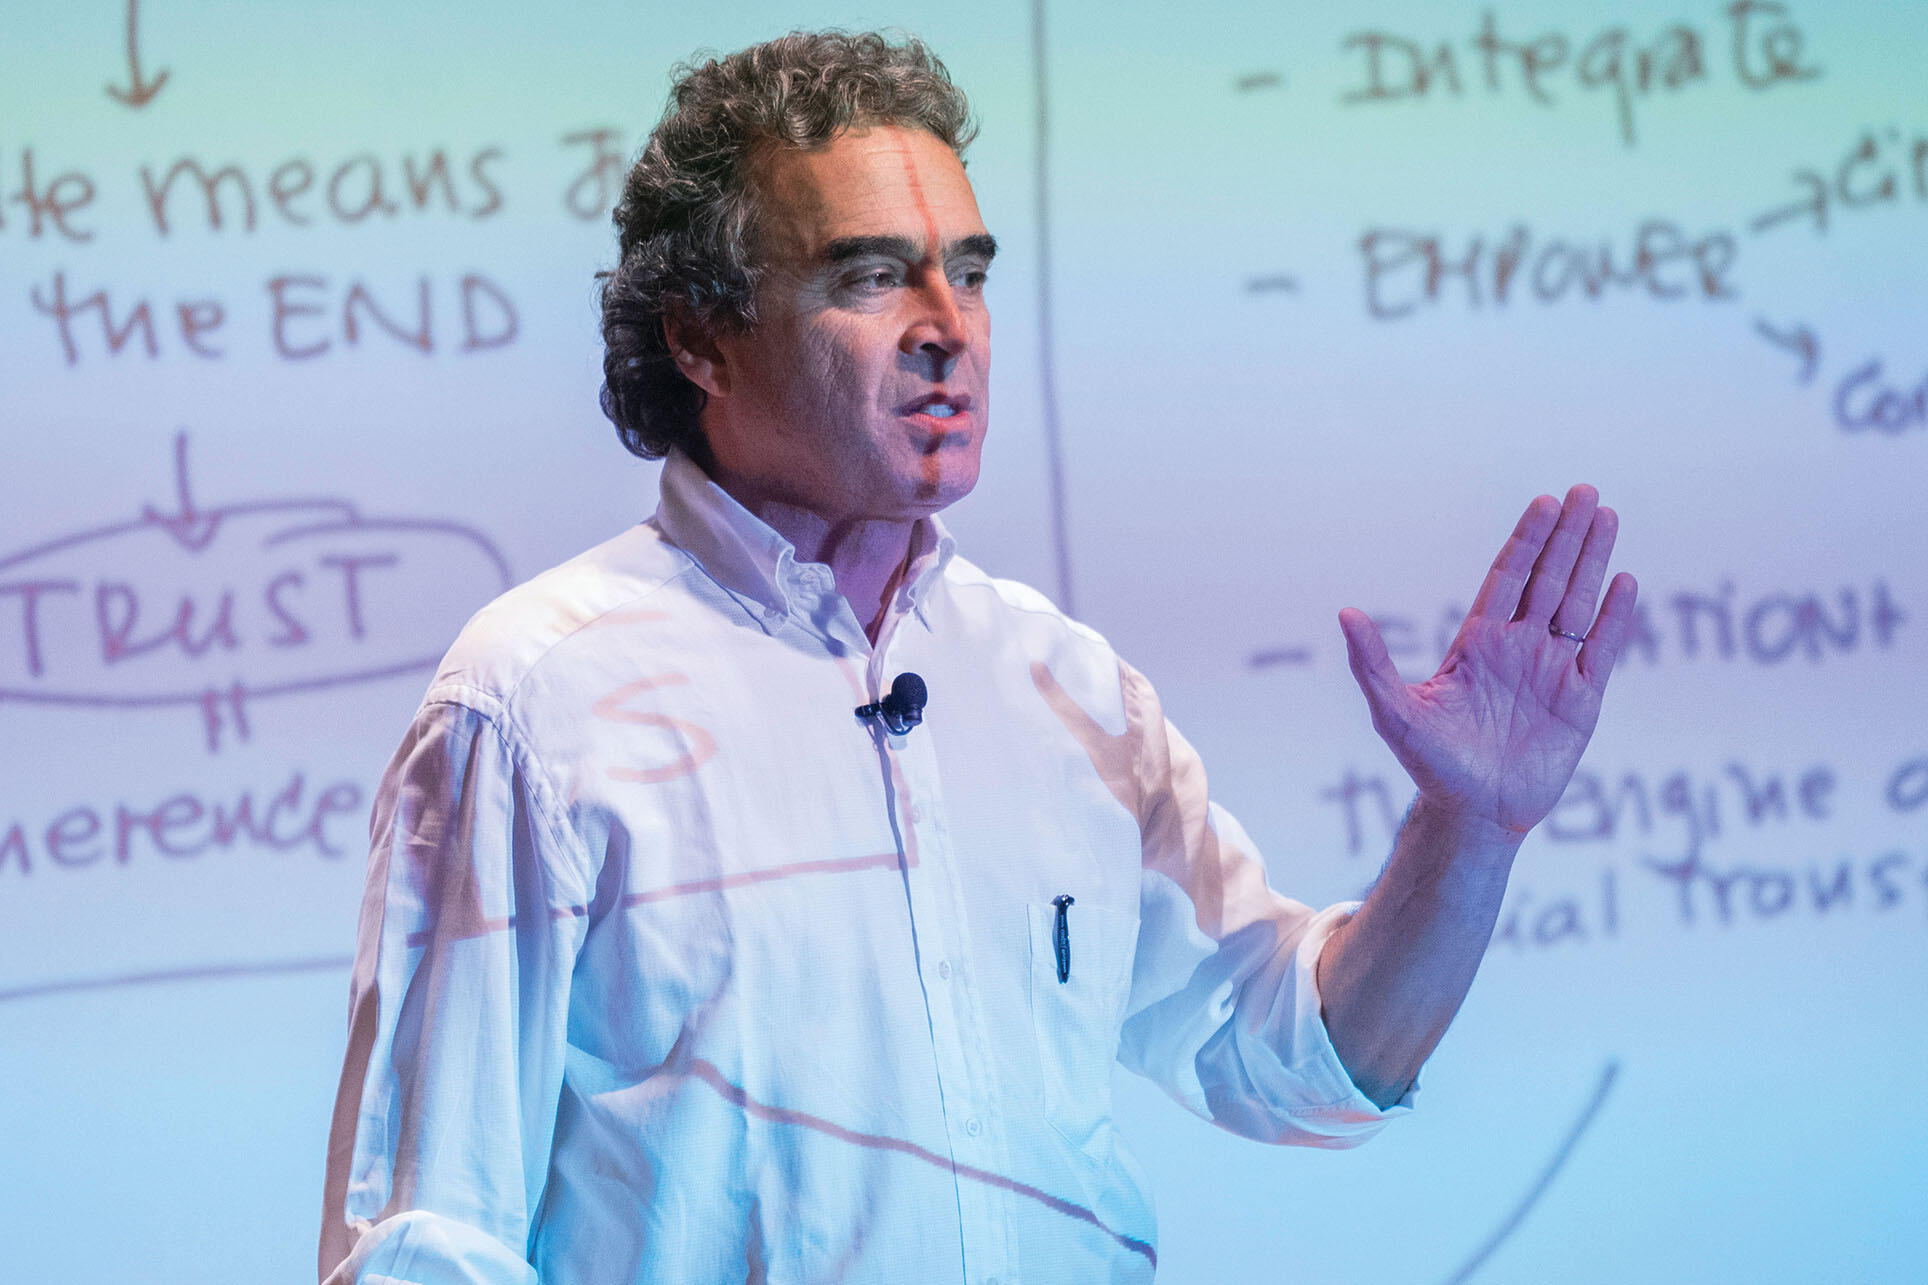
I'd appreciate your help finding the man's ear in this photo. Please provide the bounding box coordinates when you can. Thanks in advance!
[664,301,731,399]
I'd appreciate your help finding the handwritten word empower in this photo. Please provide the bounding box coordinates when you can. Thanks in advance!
[0,771,362,876]
[1360,220,1738,319]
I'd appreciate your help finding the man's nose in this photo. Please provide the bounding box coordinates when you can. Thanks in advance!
[901,270,969,369]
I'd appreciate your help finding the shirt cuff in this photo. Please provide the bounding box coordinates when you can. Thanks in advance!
[1272,900,1416,1140]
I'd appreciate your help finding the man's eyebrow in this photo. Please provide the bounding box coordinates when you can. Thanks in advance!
[818,232,1000,266]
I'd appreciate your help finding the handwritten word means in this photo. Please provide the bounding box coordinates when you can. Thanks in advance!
[0,145,507,244]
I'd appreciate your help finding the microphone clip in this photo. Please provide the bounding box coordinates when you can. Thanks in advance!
[856,672,927,736]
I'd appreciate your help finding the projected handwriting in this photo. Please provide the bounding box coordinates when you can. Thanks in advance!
[135,148,507,233]
[1749,124,1928,236]
[1324,752,1928,947]
[1833,358,1928,434]
[3,148,98,242]
[105,0,169,110]
[594,673,718,785]
[1249,577,1906,678]
[1339,3,1821,147]
[29,268,520,363]
[0,769,362,877]
[561,128,627,221]
[0,432,512,751]
[1753,317,1925,436]
[1754,316,1819,383]
[1329,756,1841,862]
[1644,844,1928,929]
[1360,219,1738,320]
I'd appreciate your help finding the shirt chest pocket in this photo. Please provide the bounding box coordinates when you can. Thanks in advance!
[1026,900,1136,1158]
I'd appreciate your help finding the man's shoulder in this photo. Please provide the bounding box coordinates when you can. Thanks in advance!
[425,520,696,709]
[941,555,1108,643]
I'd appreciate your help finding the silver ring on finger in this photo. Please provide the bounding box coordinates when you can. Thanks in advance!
[1549,623,1587,644]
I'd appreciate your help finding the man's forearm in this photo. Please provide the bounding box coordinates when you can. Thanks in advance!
[1314,797,1524,1109]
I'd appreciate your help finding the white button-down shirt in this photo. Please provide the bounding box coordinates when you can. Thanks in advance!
[319,451,1407,1285]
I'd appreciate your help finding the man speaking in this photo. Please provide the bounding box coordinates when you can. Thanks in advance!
[319,29,1637,1284]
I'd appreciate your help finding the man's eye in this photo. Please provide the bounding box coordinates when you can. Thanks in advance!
[849,270,898,291]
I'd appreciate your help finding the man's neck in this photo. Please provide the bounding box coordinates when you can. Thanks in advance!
[710,477,917,646]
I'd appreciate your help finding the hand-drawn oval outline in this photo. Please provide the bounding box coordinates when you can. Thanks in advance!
[0,432,512,749]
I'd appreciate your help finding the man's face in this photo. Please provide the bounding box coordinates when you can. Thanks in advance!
[700,124,995,524]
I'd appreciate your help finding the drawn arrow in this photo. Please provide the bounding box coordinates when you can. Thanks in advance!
[141,430,221,550]
[1753,317,1820,385]
[106,0,170,109]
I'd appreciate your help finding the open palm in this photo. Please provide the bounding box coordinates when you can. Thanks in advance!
[1340,485,1639,836]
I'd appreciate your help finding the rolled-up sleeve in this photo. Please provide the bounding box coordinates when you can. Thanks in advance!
[1112,662,1412,1148]
[319,692,590,1284]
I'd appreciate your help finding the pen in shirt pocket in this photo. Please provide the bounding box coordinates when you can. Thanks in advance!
[1052,894,1074,983]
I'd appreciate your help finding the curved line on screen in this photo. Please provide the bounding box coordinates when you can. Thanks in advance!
[1440,1058,1621,1284]
[0,654,443,707]
[0,954,353,1005]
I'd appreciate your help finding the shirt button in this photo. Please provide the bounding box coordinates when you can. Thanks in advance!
[965,1117,981,1137]
[908,804,924,823]
[937,960,951,980]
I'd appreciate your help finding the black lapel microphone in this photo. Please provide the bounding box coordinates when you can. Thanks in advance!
[856,672,928,736]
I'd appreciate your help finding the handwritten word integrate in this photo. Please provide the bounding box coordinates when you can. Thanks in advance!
[0,433,511,750]
[0,770,362,876]
[1360,220,1739,319]
[1339,2,1822,146]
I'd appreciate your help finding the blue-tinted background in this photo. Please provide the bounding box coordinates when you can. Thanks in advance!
[2,1,1924,1280]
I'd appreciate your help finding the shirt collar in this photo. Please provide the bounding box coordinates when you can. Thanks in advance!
[653,448,957,631]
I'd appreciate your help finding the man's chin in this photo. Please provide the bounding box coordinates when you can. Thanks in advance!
[906,454,981,512]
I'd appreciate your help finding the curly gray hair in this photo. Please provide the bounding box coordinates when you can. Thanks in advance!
[598,30,979,465]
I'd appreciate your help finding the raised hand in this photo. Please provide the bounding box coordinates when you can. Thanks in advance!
[1338,485,1638,838]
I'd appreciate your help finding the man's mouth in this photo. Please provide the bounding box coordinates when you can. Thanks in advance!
[899,393,973,420]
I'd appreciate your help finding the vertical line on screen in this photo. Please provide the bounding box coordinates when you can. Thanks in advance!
[1031,0,1076,616]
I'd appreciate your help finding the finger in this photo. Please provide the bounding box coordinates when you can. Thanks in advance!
[1516,484,1600,625]
[1467,494,1562,621]
[1338,607,1408,728]
[1577,572,1639,685]
[1549,505,1619,637]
